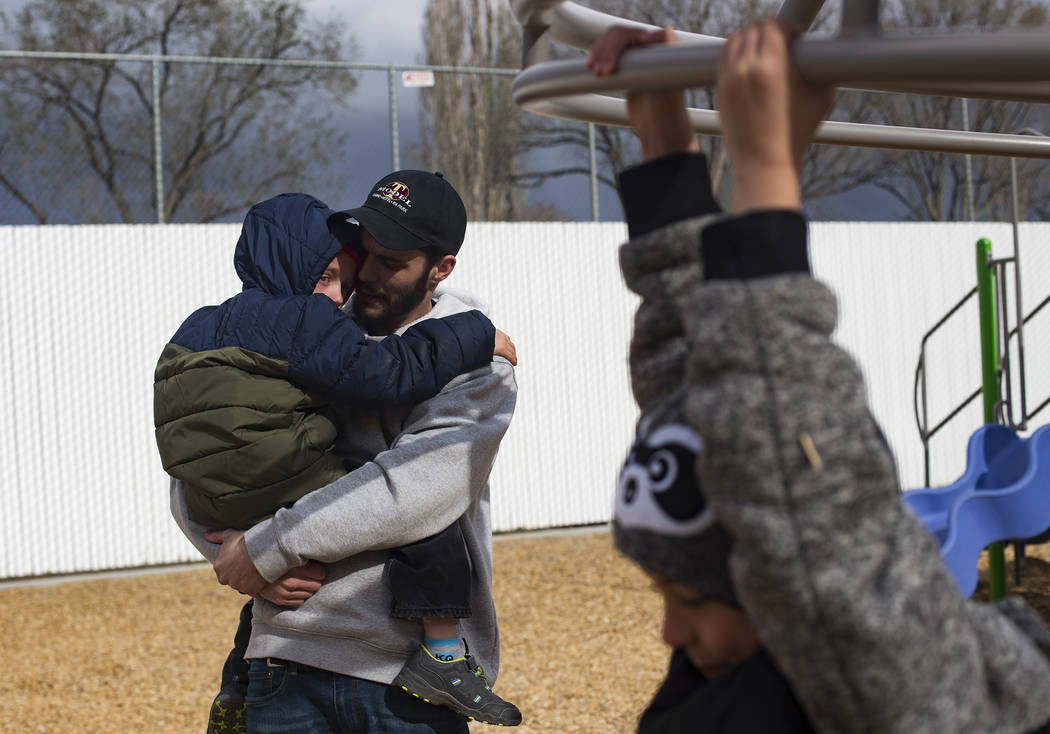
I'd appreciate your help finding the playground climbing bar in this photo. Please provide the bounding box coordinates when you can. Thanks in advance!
[510,0,1050,159]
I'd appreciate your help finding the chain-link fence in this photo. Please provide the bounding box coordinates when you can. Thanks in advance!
[0,49,608,225]
[5,48,1050,227]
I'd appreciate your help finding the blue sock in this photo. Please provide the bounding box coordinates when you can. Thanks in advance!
[424,637,464,662]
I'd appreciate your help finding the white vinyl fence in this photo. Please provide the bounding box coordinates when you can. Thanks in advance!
[2,221,1049,579]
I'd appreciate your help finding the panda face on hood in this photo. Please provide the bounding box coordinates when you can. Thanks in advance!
[616,419,715,538]
[612,389,737,605]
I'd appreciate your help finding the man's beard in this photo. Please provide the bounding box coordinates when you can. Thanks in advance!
[353,268,431,335]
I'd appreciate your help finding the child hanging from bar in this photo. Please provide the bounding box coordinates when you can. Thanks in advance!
[589,19,1050,734]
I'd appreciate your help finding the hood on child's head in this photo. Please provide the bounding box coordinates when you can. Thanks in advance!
[614,387,738,606]
[233,193,348,297]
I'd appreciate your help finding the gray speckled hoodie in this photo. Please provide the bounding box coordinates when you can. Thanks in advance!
[618,206,1050,734]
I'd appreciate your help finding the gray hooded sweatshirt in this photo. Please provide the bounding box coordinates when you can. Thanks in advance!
[619,209,1050,734]
[170,286,516,685]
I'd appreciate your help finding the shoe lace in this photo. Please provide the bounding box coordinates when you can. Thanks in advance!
[464,654,486,679]
[460,639,486,679]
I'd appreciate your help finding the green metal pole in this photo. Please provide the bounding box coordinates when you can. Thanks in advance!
[976,237,1007,600]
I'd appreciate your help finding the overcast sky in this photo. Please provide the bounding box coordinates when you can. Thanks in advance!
[303,0,427,64]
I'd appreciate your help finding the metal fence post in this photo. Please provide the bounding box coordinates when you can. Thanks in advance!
[588,122,598,221]
[1006,127,1047,429]
[1010,154,1028,430]
[961,98,975,221]
[152,58,165,224]
[388,65,400,171]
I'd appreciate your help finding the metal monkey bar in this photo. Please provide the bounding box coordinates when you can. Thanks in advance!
[509,0,1050,159]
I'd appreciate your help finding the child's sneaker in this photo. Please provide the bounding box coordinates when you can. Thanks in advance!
[206,690,247,734]
[393,644,522,726]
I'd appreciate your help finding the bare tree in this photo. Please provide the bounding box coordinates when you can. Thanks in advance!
[0,0,358,224]
[419,0,536,221]
[801,0,1050,221]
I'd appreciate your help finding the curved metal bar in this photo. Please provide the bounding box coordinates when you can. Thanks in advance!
[510,0,1050,156]
[858,81,1050,105]
[512,31,1050,104]
[511,0,1050,102]
[522,93,1050,159]
[511,0,823,49]
[511,0,720,50]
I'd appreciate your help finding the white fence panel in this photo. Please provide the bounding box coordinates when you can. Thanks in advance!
[2,220,1049,578]
[813,222,1005,491]
[454,223,638,533]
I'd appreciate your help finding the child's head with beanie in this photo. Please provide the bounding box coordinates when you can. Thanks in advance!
[614,389,759,679]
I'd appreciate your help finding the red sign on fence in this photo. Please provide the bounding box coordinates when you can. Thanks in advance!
[401,70,436,88]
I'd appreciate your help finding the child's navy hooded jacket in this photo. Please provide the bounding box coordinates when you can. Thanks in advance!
[154,193,494,529]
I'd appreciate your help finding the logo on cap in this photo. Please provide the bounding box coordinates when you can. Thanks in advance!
[372,181,412,213]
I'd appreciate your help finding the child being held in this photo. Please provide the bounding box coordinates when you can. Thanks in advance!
[154,191,521,729]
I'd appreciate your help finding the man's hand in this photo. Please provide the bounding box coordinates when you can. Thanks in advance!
[259,561,326,607]
[494,329,518,366]
[715,19,834,213]
[205,529,267,597]
[587,25,700,161]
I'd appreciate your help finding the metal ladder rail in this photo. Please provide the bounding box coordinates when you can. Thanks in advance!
[914,260,1050,485]
[1002,289,1050,425]
[914,286,980,487]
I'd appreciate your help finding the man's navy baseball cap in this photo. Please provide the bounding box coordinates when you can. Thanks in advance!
[331,170,468,256]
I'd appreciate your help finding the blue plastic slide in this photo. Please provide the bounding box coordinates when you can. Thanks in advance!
[902,423,1050,597]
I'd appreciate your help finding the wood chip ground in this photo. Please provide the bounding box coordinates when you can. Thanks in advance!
[4,529,1050,733]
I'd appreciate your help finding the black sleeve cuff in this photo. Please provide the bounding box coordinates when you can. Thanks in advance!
[618,152,721,238]
[701,210,811,280]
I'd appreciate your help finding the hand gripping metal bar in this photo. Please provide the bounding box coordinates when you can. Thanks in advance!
[510,0,1050,159]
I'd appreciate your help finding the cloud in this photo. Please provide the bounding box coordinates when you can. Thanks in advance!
[303,0,426,63]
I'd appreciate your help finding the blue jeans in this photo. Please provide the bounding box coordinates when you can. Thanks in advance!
[245,658,468,734]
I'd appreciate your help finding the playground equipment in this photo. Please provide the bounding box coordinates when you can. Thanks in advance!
[508,1,1050,599]
[509,0,1050,159]
[903,424,1050,598]
[913,231,1050,598]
